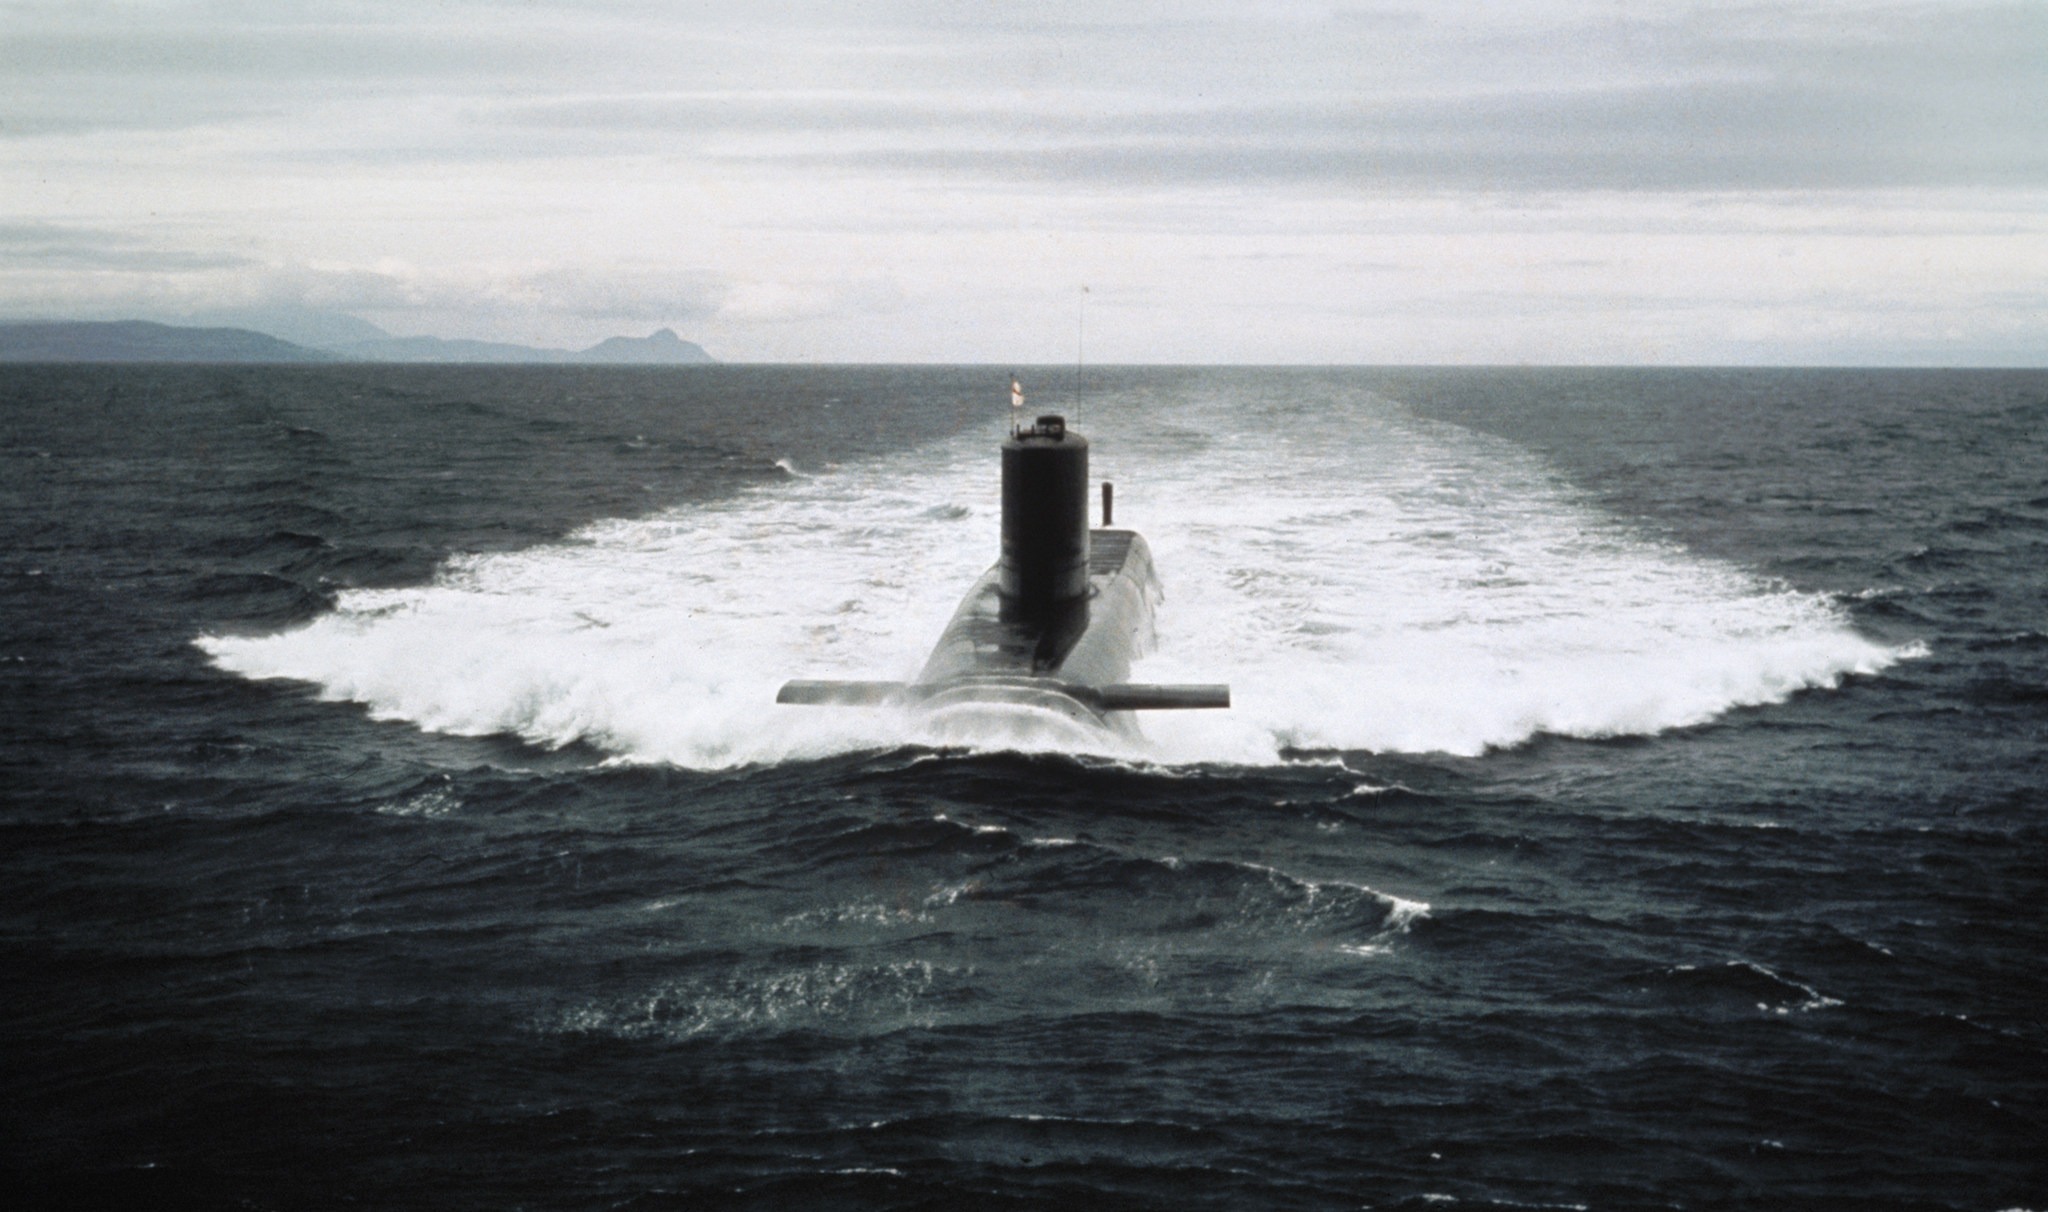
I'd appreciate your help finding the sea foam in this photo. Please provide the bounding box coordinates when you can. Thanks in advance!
[200,385,1907,768]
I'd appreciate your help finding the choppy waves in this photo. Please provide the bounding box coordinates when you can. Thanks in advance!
[549,809,1428,1042]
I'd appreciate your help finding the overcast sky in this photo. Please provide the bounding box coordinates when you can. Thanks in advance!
[2,1,2043,362]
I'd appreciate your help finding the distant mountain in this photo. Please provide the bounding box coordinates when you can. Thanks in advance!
[335,327,714,365]
[0,318,717,365]
[0,320,332,363]
[576,328,715,364]
[182,305,393,350]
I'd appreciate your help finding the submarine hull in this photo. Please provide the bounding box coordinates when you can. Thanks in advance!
[776,528,1228,727]
[913,528,1160,735]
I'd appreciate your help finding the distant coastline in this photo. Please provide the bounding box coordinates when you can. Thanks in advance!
[0,319,715,365]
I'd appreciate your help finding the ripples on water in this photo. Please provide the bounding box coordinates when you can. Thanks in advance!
[2,365,2043,1210]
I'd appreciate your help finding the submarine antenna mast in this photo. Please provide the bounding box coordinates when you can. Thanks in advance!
[1073,284,1088,431]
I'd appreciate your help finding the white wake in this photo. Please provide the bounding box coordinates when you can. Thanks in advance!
[200,381,1908,768]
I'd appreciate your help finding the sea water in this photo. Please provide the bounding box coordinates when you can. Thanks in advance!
[3,365,2042,1209]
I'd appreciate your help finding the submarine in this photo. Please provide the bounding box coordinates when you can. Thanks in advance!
[776,406,1228,736]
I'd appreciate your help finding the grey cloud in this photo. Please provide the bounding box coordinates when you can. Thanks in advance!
[3,0,2040,194]
[247,264,432,313]
[0,222,255,271]
[464,4,2046,192]
[521,268,729,323]
[721,77,2042,192]
[238,262,729,331]
[0,4,742,136]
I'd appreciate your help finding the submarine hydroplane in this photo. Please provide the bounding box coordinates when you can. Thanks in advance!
[776,397,1227,736]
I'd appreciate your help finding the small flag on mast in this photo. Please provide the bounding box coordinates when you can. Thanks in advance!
[1010,377,1024,410]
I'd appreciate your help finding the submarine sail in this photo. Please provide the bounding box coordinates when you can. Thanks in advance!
[776,405,1228,733]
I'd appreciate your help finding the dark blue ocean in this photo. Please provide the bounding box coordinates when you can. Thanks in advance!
[3,365,2043,1211]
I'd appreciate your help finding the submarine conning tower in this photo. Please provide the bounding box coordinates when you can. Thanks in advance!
[1000,414,1090,615]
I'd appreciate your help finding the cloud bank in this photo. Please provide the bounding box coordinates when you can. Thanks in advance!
[1,0,2042,361]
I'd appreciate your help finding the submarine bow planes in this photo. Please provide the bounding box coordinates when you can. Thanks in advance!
[776,397,1228,736]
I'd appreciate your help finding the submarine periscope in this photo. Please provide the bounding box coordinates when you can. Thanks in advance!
[776,406,1229,736]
